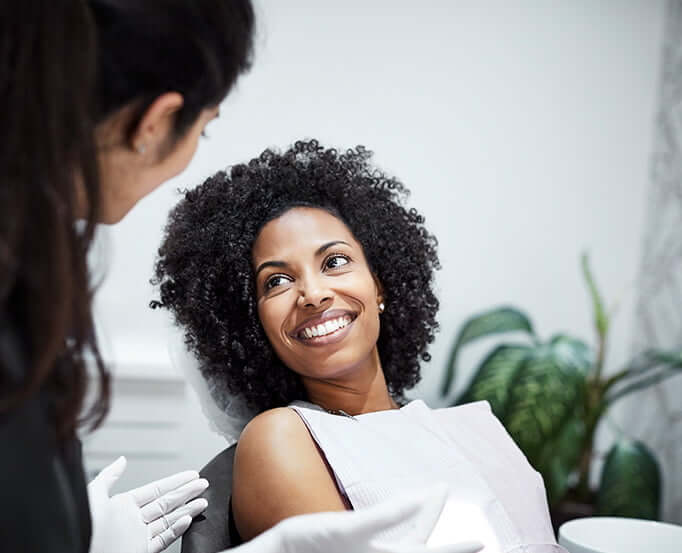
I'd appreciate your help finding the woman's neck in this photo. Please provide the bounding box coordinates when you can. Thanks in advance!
[301,349,399,415]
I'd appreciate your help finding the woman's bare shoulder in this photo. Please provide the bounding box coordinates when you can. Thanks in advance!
[238,407,306,446]
[232,407,346,541]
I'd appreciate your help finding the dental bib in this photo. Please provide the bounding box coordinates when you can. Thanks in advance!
[289,400,565,553]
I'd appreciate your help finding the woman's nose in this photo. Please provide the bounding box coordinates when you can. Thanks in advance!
[297,275,332,308]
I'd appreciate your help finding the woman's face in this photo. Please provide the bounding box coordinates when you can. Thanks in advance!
[252,207,384,382]
[93,103,219,224]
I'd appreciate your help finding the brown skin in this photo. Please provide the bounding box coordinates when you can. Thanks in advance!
[79,92,220,224]
[232,208,399,541]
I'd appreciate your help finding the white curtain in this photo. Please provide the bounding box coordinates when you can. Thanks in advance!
[624,0,682,524]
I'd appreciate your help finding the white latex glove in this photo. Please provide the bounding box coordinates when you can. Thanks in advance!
[227,485,484,553]
[88,456,209,553]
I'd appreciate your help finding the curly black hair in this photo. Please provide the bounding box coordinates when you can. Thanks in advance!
[151,139,440,413]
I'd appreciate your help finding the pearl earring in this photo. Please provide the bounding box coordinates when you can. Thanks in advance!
[378,302,385,314]
[136,143,146,154]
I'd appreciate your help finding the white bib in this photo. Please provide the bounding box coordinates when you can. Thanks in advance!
[289,400,565,553]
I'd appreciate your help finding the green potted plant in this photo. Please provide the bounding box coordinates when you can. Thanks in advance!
[440,254,682,527]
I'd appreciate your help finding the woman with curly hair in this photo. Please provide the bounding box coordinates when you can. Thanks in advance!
[153,140,563,552]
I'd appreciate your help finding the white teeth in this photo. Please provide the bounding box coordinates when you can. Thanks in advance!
[300,315,354,339]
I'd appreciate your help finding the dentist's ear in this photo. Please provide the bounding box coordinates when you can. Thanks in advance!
[128,92,184,158]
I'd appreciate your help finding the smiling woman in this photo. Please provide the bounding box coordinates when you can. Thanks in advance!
[151,139,564,551]
[151,139,440,413]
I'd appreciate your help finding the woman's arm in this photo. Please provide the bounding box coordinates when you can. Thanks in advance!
[232,407,347,541]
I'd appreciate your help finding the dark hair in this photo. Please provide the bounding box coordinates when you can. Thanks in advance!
[0,0,255,440]
[0,2,106,439]
[152,140,441,413]
[91,0,255,138]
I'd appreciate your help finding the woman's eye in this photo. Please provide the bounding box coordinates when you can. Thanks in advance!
[325,254,349,269]
[265,275,291,290]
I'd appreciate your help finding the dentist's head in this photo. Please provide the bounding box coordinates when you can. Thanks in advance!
[89,0,254,223]
[0,1,254,439]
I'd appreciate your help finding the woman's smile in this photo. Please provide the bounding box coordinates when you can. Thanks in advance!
[291,309,358,346]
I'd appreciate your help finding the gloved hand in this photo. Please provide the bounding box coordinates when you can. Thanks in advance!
[228,485,484,553]
[88,456,209,553]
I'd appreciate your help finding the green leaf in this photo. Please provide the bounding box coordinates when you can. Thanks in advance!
[613,349,677,381]
[548,334,594,375]
[607,366,682,405]
[606,348,682,404]
[535,417,585,505]
[503,344,585,466]
[457,344,531,418]
[597,440,661,519]
[650,349,682,365]
[441,307,534,397]
[581,252,609,340]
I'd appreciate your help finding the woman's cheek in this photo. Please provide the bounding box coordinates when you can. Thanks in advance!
[265,297,293,343]
[257,301,277,342]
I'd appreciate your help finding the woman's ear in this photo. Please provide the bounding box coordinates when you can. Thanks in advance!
[128,92,184,155]
[372,273,385,305]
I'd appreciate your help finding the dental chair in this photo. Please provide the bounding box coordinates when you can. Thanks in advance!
[181,444,238,553]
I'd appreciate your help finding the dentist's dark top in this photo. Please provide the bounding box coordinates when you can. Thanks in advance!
[0,311,91,553]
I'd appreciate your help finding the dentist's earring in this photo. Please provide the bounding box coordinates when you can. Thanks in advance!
[378,302,385,314]
[136,143,147,154]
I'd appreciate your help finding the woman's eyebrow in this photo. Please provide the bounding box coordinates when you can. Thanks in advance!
[255,241,350,276]
[254,260,287,276]
[315,240,350,256]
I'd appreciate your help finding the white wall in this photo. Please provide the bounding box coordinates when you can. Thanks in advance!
[90,0,666,480]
